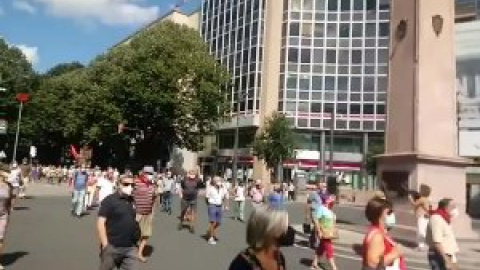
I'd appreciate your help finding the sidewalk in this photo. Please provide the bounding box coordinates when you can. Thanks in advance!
[291,224,480,269]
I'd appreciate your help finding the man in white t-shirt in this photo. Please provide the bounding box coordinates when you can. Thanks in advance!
[205,177,229,245]
[96,172,115,205]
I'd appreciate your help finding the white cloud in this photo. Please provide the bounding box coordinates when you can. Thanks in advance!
[16,44,39,65]
[13,0,37,14]
[34,0,160,26]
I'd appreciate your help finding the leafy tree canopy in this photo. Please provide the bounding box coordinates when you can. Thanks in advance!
[90,21,230,151]
[253,113,296,176]
[45,62,84,77]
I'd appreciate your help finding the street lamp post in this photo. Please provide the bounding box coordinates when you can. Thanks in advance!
[232,91,247,185]
[12,93,30,163]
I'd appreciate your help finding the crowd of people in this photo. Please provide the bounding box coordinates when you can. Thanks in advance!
[0,160,464,270]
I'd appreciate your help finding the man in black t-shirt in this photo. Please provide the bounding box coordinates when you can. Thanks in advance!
[178,170,201,233]
[97,176,140,270]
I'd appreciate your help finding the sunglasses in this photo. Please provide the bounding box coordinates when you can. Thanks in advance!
[122,183,135,187]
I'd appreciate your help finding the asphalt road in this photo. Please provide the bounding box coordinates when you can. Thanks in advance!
[3,190,479,270]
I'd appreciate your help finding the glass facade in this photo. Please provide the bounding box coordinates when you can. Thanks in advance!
[456,0,480,22]
[201,0,266,115]
[279,0,389,132]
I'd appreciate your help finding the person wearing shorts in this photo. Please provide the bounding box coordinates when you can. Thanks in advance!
[0,165,13,270]
[178,170,201,233]
[205,176,228,245]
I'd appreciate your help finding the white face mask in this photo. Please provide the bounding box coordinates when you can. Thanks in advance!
[450,208,459,218]
[146,175,154,181]
[121,185,133,196]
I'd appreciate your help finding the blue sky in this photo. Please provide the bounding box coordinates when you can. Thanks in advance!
[0,0,201,73]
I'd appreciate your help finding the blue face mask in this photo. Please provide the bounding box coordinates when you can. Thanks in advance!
[385,212,396,229]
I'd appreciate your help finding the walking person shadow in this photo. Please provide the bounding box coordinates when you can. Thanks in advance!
[2,251,29,266]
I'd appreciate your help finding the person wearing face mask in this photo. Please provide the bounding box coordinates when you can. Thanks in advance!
[311,195,338,270]
[71,166,89,218]
[133,166,157,262]
[426,198,460,270]
[372,191,397,231]
[97,176,140,270]
[205,176,229,245]
[228,204,295,270]
[362,197,406,270]
[249,179,265,208]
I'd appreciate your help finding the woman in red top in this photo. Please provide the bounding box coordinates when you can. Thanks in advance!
[362,197,406,270]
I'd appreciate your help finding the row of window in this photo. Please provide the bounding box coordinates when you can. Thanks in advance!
[284,75,387,92]
[289,0,389,12]
[280,102,385,114]
[281,64,388,75]
[285,48,389,65]
[286,10,389,22]
[286,117,385,131]
[288,22,389,38]
[280,91,386,102]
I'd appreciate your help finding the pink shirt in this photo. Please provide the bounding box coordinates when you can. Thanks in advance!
[250,187,264,203]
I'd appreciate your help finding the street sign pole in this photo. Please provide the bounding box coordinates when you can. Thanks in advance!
[12,101,23,163]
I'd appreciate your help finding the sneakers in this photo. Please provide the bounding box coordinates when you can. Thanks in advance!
[208,237,217,245]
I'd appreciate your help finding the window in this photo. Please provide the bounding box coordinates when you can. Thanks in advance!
[339,23,350,37]
[365,49,376,64]
[324,103,334,113]
[328,0,338,11]
[327,23,337,37]
[337,103,348,114]
[378,49,388,64]
[363,104,375,114]
[312,76,323,90]
[350,104,361,114]
[366,0,376,10]
[325,76,335,90]
[313,49,324,63]
[290,23,300,36]
[352,23,363,37]
[363,77,375,92]
[352,50,362,63]
[315,0,325,10]
[311,119,321,127]
[311,103,322,112]
[338,50,349,64]
[304,0,314,10]
[291,0,302,11]
[301,49,311,63]
[286,102,296,112]
[288,48,299,62]
[366,23,376,37]
[287,75,297,88]
[326,50,336,63]
[351,77,361,91]
[340,0,350,11]
[353,0,363,10]
[299,102,309,112]
[314,23,325,37]
[379,23,389,36]
[299,78,310,90]
[302,23,313,37]
[377,104,385,114]
[377,77,388,91]
[338,76,348,90]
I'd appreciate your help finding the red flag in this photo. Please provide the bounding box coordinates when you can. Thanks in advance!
[70,145,79,159]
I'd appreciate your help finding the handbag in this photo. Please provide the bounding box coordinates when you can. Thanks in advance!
[321,227,339,240]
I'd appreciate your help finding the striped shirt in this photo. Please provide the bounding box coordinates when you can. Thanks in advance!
[133,178,155,215]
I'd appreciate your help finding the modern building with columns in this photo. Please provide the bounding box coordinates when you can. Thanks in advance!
[198,0,389,187]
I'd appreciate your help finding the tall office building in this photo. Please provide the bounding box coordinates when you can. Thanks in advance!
[197,0,480,184]
[199,0,389,185]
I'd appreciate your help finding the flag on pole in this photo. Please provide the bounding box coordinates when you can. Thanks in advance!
[70,145,79,159]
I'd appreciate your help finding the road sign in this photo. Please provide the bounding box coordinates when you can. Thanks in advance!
[0,119,7,134]
[30,145,37,158]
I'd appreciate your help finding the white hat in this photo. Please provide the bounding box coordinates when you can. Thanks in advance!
[143,166,155,174]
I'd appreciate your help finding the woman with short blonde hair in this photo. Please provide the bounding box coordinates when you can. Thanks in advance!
[229,204,294,270]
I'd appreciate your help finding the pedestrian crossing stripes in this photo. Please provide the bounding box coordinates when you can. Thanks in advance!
[293,226,480,270]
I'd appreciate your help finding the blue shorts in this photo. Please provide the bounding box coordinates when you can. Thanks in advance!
[208,205,223,224]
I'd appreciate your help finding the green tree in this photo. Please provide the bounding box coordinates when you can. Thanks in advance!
[252,113,296,181]
[366,139,384,176]
[45,62,84,77]
[90,21,230,152]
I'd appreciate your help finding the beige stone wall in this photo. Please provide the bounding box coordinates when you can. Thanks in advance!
[252,0,284,184]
